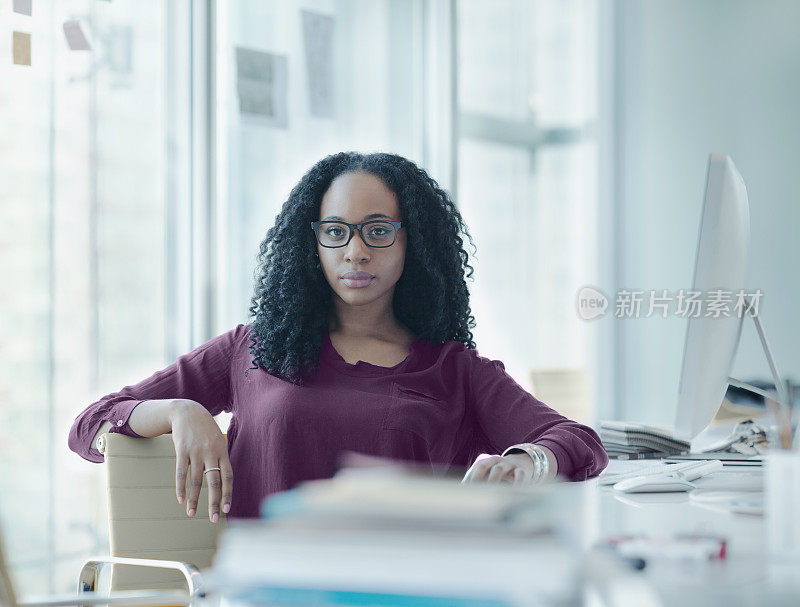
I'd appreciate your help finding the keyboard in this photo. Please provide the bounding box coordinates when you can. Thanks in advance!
[664,452,762,466]
[598,460,707,486]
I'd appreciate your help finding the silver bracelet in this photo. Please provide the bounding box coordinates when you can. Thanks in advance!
[501,443,550,482]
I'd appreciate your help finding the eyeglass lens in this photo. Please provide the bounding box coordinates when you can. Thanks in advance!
[317,222,396,247]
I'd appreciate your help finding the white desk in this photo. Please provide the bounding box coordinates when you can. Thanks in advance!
[197,464,800,607]
[592,461,800,606]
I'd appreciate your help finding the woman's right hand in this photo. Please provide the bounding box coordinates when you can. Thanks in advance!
[169,400,233,523]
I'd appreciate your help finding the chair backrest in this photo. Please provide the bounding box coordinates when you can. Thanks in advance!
[0,520,19,607]
[97,433,228,592]
[529,367,592,425]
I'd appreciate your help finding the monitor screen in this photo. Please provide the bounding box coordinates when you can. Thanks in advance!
[674,154,750,442]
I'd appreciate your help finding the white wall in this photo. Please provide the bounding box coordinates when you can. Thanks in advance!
[613,0,800,425]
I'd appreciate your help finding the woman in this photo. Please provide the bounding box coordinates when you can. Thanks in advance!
[68,151,608,521]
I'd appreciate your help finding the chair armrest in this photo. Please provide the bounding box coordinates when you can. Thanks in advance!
[18,589,192,607]
[76,555,205,599]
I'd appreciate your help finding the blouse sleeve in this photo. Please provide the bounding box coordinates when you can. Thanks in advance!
[68,323,249,463]
[467,349,609,481]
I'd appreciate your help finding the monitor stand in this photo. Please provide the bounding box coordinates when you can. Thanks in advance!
[727,298,792,448]
[670,297,790,464]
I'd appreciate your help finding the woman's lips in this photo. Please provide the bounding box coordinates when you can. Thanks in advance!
[342,276,374,288]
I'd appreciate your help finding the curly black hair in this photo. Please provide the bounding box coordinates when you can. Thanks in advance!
[245,151,479,385]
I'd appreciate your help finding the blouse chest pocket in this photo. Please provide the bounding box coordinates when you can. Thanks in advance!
[382,382,457,450]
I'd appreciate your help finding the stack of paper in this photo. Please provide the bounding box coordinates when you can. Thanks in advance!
[202,463,588,606]
[600,421,690,459]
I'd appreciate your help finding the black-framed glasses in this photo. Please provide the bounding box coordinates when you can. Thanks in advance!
[310,220,403,248]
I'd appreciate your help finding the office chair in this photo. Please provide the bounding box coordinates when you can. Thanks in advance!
[1,433,225,605]
[82,432,228,595]
[529,367,592,425]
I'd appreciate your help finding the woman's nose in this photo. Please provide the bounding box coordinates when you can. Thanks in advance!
[344,229,370,260]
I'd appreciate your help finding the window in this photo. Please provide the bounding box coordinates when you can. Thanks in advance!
[0,0,170,591]
[455,0,599,420]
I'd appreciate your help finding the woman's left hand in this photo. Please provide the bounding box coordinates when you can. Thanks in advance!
[461,452,535,485]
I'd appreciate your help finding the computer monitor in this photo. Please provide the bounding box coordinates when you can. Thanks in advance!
[674,154,751,442]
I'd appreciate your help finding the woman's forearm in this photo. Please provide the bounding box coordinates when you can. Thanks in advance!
[91,398,192,448]
[127,398,190,437]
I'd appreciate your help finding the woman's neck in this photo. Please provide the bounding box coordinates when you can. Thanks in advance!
[328,314,414,345]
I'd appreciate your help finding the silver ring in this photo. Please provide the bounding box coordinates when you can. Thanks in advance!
[203,467,221,476]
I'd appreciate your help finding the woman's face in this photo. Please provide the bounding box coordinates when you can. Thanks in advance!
[316,171,407,310]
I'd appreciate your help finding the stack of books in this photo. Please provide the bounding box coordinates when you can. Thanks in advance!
[202,455,588,606]
[600,421,691,459]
